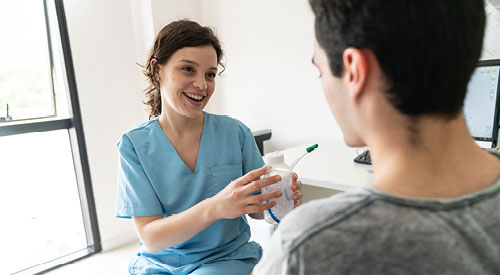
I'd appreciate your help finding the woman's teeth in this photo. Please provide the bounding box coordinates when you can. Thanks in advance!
[184,93,204,101]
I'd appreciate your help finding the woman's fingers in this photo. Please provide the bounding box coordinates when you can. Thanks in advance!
[291,175,303,209]
[242,175,281,194]
[236,166,271,185]
[219,168,306,217]
[291,180,302,192]
[248,190,282,204]
[292,191,303,201]
[246,200,276,214]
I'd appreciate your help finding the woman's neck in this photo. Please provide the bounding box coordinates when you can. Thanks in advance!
[158,106,204,138]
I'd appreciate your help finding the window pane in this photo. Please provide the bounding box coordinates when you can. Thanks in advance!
[0,0,55,122]
[0,130,87,274]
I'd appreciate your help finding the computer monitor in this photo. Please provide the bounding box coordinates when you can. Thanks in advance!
[463,59,500,148]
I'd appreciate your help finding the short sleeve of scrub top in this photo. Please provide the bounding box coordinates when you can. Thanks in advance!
[116,134,163,218]
[115,113,265,275]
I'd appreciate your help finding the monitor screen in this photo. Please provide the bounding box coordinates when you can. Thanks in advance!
[463,59,500,148]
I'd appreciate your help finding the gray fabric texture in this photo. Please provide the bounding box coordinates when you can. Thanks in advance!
[254,175,500,275]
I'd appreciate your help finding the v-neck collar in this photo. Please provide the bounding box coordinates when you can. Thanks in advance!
[155,112,208,174]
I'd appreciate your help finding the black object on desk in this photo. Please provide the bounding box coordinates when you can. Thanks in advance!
[354,150,371,165]
[253,129,272,156]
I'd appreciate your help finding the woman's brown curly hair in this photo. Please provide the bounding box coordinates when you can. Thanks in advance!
[142,19,225,119]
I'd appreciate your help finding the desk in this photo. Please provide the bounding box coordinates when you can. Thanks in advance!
[280,142,374,192]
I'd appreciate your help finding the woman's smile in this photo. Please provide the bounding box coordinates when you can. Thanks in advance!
[183,91,206,106]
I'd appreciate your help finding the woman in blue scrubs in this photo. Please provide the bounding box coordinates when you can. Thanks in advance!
[116,20,302,275]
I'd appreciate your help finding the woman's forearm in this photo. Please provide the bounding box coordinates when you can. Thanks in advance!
[133,198,217,253]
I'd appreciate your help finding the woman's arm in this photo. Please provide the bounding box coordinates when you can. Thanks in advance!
[132,198,214,253]
[133,166,282,253]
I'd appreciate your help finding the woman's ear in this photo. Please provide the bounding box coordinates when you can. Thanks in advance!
[150,58,160,81]
[342,48,369,101]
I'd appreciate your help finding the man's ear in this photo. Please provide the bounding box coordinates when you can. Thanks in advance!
[342,48,369,101]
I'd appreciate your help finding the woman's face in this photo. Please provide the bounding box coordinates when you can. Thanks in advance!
[157,45,218,119]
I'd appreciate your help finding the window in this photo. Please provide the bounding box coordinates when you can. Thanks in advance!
[0,1,100,274]
[0,0,56,121]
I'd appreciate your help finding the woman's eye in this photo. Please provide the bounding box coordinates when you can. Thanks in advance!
[182,66,194,72]
[207,72,216,78]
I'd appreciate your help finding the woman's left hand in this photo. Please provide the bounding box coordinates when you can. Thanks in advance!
[291,172,303,208]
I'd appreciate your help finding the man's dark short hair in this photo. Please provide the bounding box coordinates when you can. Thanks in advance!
[309,0,486,117]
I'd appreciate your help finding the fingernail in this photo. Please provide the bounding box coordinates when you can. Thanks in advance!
[275,175,281,181]
[277,191,282,196]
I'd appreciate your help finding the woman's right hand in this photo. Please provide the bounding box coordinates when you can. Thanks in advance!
[208,166,283,220]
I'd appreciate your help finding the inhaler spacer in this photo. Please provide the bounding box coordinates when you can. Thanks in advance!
[261,144,318,224]
[262,167,294,224]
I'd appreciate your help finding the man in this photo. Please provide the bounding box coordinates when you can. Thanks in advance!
[254,0,500,274]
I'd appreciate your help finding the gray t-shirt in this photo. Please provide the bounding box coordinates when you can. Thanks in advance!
[253,175,500,275]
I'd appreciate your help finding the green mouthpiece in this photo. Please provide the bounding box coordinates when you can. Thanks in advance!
[306,144,318,153]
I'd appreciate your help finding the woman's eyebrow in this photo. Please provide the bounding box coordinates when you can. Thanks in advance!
[179,59,199,66]
[179,59,218,71]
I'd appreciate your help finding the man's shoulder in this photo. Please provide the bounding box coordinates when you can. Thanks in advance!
[277,188,376,252]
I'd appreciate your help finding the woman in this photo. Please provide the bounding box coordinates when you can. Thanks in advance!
[116,19,302,275]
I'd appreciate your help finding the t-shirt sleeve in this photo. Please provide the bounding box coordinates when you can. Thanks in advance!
[115,134,163,219]
[240,124,265,174]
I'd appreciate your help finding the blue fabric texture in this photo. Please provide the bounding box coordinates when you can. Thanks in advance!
[116,112,264,274]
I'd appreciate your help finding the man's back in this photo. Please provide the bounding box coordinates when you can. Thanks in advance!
[255,174,500,275]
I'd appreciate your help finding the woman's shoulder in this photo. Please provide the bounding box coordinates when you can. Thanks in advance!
[117,118,160,148]
[206,112,251,133]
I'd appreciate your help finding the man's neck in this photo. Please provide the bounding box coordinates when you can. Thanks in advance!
[369,116,500,198]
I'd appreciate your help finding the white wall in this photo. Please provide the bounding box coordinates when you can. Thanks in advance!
[151,0,202,33]
[129,0,155,67]
[64,0,149,250]
[201,0,343,153]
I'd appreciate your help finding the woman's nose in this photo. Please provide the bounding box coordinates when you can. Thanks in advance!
[192,74,207,90]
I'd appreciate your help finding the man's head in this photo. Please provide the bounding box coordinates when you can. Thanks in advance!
[309,0,486,145]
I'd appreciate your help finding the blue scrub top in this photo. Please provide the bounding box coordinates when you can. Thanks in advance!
[116,112,265,274]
